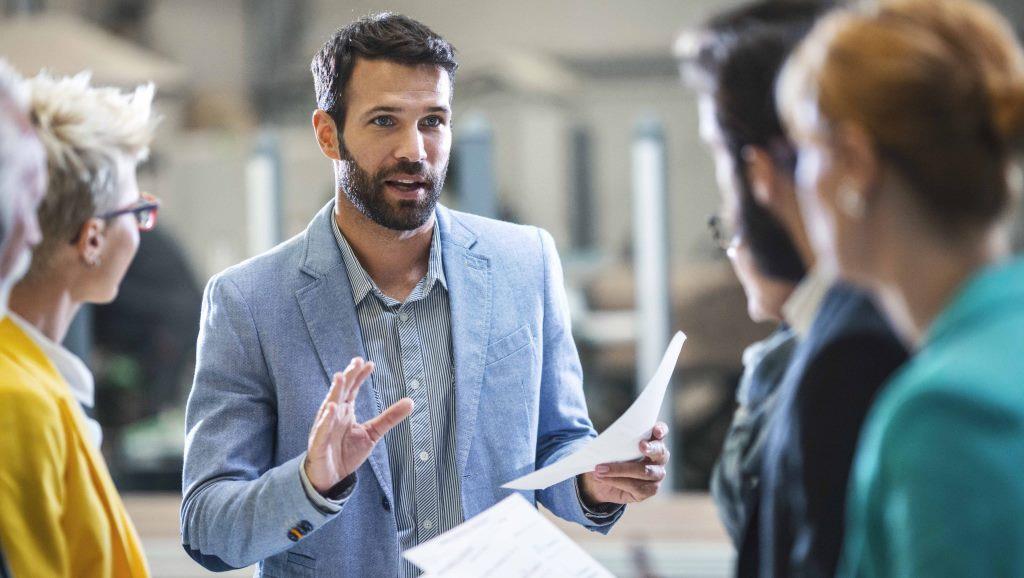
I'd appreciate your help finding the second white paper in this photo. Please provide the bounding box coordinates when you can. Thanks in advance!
[503,330,686,491]
[403,494,613,578]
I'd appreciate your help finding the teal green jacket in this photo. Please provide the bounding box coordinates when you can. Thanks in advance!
[840,257,1024,577]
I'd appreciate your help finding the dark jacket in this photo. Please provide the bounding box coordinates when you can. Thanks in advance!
[737,283,909,578]
[712,326,798,544]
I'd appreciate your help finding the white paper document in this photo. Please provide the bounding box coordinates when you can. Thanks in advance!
[403,494,613,578]
[503,331,687,491]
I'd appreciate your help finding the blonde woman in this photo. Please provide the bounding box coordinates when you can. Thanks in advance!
[0,71,158,577]
[778,0,1024,575]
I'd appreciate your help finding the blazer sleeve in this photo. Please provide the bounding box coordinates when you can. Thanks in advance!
[792,332,906,577]
[0,384,69,577]
[533,228,623,533]
[180,274,340,571]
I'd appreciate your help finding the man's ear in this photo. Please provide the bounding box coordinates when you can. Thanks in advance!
[312,109,342,161]
[76,217,105,267]
[742,145,781,208]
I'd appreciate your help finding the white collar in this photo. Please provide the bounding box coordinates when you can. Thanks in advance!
[782,267,833,338]
[6,312,102,446]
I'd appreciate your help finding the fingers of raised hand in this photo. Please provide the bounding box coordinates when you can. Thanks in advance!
[309,401,338,452]
[364,398,414,443]
[346,360,374,404]
[320,372,345,415]
[336,358,374,404]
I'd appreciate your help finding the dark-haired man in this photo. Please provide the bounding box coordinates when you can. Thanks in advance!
[677,2,908,577]
[181,13,670,577]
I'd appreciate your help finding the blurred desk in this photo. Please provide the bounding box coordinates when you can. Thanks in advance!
[125,492,733,577]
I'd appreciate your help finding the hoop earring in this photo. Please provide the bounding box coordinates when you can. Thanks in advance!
[838,181,866,219]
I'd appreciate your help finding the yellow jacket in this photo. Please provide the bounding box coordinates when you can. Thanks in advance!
[0,317,149,577]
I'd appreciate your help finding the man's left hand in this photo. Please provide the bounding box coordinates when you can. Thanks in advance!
[578,422,670,505]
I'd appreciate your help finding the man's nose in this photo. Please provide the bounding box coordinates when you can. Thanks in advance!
[394,126,427,164]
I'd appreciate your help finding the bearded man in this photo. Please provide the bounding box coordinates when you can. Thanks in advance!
[180,13,671,578]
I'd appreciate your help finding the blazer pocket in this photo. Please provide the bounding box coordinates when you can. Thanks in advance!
[260,553,316,578]
[287,552,317,570]
[485,325,533,366]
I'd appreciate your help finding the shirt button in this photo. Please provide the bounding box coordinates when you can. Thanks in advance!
[409,379,420,390]
[422,519,434,530]
[399,312,409,322]
[419,451,430,462]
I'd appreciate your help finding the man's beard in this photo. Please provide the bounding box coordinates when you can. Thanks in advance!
[338,146,446,231]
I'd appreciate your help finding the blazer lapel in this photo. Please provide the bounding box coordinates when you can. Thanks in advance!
[437,207,492,475]
[295,201,394,501]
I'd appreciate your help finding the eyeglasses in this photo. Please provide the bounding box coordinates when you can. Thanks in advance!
[97,192,161,232]
[707,214,739,253]
[70,193,161,244]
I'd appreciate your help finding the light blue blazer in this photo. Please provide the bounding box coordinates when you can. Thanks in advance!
[180,201,619,577]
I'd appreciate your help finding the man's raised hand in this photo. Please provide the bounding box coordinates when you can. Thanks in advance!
[304,357,413,494]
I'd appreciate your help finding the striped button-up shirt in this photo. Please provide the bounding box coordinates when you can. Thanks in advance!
[332,219,462,577]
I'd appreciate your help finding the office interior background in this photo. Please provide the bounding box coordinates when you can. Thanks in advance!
[3,0,1023,575]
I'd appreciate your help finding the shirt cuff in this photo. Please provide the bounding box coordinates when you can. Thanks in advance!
[574,475,624,520]
[299,454,355,515]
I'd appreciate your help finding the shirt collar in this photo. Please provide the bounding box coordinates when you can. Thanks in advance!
[7,312,95,409]
[781,266,833,338]
[332,215,447,307]
[425,223,447,291]
[7,312,104,448]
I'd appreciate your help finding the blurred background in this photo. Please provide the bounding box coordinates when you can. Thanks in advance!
[2,0,1022,576]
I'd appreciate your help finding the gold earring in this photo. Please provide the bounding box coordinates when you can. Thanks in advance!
[838,181,865,219]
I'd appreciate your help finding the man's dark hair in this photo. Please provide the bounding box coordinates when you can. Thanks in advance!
[312,12,458,128]
[678,1,830,283]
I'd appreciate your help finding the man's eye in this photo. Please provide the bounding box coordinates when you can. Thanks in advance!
[372,116,395,127]
[421,116,443,128]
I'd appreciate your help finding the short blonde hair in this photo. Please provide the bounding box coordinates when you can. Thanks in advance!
[26,71,158,268]
[778,0,1024,230]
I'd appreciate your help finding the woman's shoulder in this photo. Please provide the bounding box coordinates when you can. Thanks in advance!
[0,323,68,436]
[0,360,63,422]
[0,370,66,462]
[865,357,1024,470]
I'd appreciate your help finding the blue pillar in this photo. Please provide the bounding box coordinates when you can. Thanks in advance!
[454,114,498,219]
